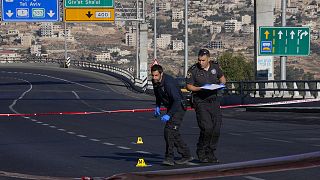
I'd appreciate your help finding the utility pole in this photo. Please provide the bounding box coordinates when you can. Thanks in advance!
[153,0,157,61]
[280,0,287,80]
[64,22,67,61]
[184,0,188,77]
[136,0,140,79]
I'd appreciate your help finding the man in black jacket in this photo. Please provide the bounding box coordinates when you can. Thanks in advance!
[151,64,193,166]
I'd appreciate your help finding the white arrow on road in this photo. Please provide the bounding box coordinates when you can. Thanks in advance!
[6,10,13,17]
[290,31,295,39]
[47,10,55,17]
[300,31,308,39]
[278,31,283,39]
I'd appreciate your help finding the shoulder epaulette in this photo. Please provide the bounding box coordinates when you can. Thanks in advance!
[189,64,197,70]
[211,60,219,64]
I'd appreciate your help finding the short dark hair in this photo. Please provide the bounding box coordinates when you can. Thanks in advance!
[151,64,163,74]
[198,48,210,57]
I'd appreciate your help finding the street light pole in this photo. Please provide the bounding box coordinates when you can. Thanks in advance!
[153,0,157,61]
[184,0,188,77]
[280,0,287,80]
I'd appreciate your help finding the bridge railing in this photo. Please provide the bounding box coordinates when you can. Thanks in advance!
[1,58,151,93]
[2,58,320,98]
[227,80,320,99]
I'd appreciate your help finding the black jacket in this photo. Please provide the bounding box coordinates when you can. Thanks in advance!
[152,74,184,116]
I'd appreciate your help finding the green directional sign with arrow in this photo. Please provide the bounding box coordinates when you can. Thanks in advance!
[65,0,114,8]
[259,27,310,56]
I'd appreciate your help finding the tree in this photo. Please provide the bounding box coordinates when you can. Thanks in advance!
[217,52,254,81]
[274,65,314,81]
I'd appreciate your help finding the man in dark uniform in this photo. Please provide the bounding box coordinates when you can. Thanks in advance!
[151,64,193,166]
[186,49,226,163]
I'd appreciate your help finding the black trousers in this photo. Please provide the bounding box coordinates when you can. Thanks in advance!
[194,100,222,159]
[164,108,191,160]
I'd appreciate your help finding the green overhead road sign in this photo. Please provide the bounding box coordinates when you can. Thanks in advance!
[65,0,114,8]
[259,27,310,56]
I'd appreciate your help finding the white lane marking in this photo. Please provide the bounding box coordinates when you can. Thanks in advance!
[72,91,80,99]
[103,142,115,146]
[36,121,43,124]
[31,119,37,122]
[90,139,100,142]
[135,151,152,154]
[261,137,292,143]
[228,133,242,136]
[244,176,266,180]
[58,129,66,131]
[8,77,33,114]
[67,132,76,135]
[117,146,131,150]
[49,126,56,128]
[77,135,87,138]
[42,123,49,126]
[295,138,320,141]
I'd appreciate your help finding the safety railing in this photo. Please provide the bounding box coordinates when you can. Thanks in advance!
[2,58,320,99]
[1,58,151,93]
[227,80,320,99]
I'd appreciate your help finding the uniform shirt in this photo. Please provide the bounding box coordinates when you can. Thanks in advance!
[186,61,224,101]
[152,73,184,116]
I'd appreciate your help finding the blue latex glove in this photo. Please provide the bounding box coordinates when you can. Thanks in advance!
[161,114,170,122]
[219,83,226,90]
[154,106,161,117]
[202,84,212,89]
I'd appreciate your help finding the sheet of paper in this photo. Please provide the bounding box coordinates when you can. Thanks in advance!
[200,84,225,90]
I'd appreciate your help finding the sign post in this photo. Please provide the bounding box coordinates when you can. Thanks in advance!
[259,27,310,56]
[1,0,59,22]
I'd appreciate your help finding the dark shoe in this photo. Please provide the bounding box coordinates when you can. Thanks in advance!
[175,156,194,165]
[199,157,209,163]
[162,159,174,166]
[208,156,219,163]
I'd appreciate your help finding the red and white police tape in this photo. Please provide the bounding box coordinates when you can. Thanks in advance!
[1,98,320,117]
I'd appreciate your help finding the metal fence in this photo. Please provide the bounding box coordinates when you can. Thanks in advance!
[2,58,320,99]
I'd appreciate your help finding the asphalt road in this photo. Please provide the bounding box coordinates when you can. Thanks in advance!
[0,65,319,180]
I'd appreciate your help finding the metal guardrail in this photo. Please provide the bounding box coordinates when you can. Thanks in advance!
[1,58,151,93]
[228,80,320,99]
[2,58,320,99]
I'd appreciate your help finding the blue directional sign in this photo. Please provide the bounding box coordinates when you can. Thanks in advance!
[1,0,59,22]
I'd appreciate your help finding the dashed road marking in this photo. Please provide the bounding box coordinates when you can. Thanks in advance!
[103,142,115,146]
[49,126,56,128]
[117,146,131,150]
[244,176,266,180]
[67,132,76,135]
[262,137,292,143]
[135,151,152,154]
[58,129,66,131]
[90,138,100,142]
[77,135,87,138]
